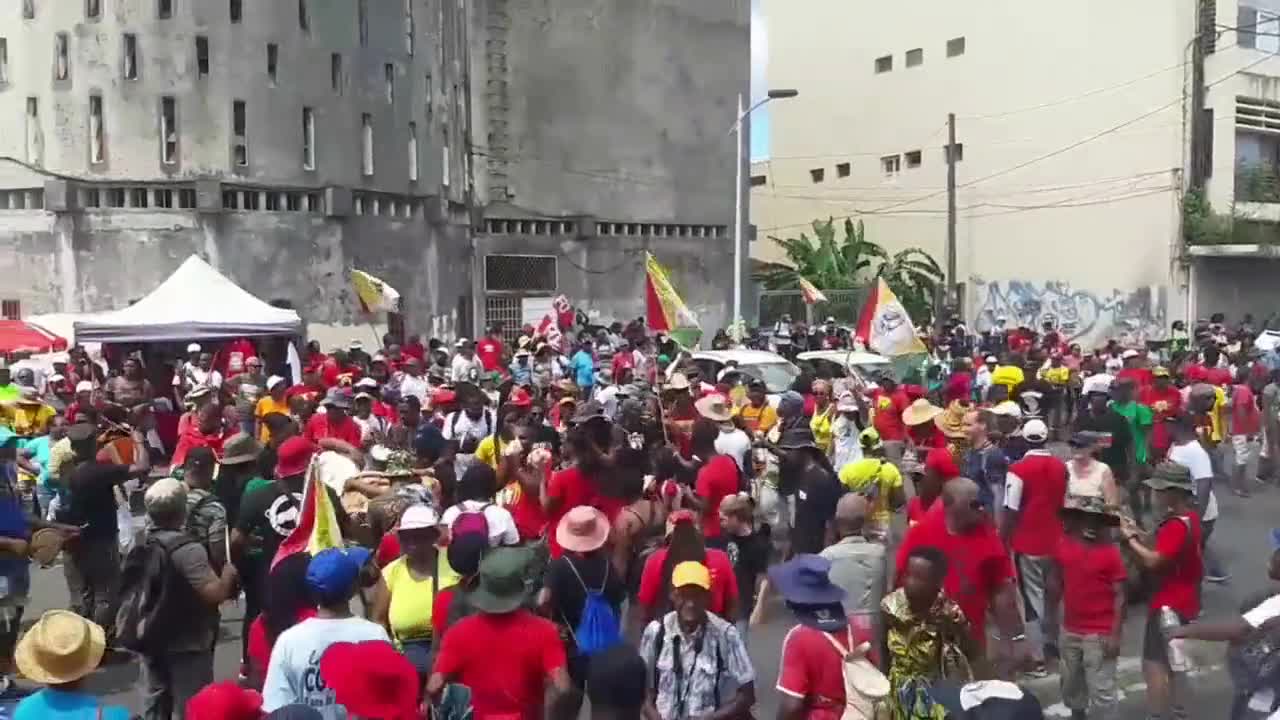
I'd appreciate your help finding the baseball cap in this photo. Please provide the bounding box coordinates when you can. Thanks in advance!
[306,547,373,604]
[354,377,378,390]
[455,337,472,348]
[1021,418,1049,443]
[671,561,711,590]
[1122,348,1141,359]
[186,343,202,353]
[75,380,93,394]
[266,375,287,391]
[991,401,1022,418]
[398,504,440,530]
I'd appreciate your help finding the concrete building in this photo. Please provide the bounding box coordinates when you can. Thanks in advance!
[753,0,1280,346]
[0,0,747,344]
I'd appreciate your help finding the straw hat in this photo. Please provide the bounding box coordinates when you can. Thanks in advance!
[28,528,64,567]
[901,398,943,427]
[15,610,106,685]
[934,400,968,438]
[694,395,733,423]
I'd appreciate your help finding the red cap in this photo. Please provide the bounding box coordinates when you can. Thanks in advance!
[431,388,457,406]
[274,436,316,479]
[185,682,263,720]
[320,641,420,719]
[924,448,960,480]
[507,386,533,408]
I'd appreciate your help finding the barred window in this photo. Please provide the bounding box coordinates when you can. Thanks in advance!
[484,254,556,293]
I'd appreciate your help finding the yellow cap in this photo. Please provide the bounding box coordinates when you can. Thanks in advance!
[671,561,711,590]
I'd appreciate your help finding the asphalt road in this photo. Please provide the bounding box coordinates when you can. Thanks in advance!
[17,475,1280,717]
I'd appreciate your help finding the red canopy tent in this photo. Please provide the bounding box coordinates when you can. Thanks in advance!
[0,320,67,354]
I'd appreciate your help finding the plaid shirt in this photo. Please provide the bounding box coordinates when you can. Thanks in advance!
[640,612,754,720]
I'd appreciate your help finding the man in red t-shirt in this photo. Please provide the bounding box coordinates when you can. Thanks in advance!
[428,548,570,719]
[1116,349,1154,390]
[1140,368,1183,461]
[689,412,740,543]
[303,388,364,447]
[1119,462,1203,720]
[476,324,507,374]
[870,376,910,461]
[895,477,1025,668]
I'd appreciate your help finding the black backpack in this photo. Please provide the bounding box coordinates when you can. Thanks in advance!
[115,532,198,654]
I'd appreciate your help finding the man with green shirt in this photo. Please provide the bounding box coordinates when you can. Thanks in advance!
[1110,377,1153,520]
[216,432,269,677]
[0,368,19,404]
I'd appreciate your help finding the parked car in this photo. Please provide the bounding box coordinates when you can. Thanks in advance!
[689,349,800,403]
[796,349,892,386]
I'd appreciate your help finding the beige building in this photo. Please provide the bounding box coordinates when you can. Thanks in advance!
[754,0,1280,346]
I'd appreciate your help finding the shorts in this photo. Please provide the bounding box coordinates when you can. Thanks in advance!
[1142,609,1188,666]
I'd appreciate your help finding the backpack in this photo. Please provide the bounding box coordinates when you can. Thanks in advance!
[451,502,491,541]
[115,532,198,653]
[563,558,621,656]
[820,627,890,720]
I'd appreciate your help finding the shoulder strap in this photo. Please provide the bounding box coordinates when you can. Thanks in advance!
[651,619,666,695]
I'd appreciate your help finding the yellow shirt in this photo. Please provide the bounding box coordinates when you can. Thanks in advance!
[474,434,504,470]
[734,403,778,436]
[11,404,55,436]
[838,457,903,529]
[991,365,1025,394]
[810,407,835,453]
[1041,366,1070,386]
[254,396,290,443]
[381,553,461,643]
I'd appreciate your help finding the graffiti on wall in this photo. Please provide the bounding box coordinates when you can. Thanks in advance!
[971,279,1168,345]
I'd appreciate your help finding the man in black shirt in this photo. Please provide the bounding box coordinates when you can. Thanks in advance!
[776,428,846,556]
[1073,384,1133,485]
[58,422,151,632]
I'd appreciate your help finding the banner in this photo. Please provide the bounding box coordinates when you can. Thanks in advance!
[855,278,926,357]
[351,269,401,314]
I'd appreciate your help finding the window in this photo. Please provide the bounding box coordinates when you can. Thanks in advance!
[195,36,209,76]
[286,193,301,211]
[405,0,414,55]
[179,188,196,208]
[1,301,19,321]
[86,0,101,19]
[906,48,923,67]
[89,94,104,163]
[361,114,373,175]
[266,192,281,211]
[408,122,418,181]
[944,142,964,162]
[302,107,315,170]
[358,0,369,47]
[905,150,922,168]
[307,193,320,212]
[158,0,173,19]
[810,168,825,183]
[230,0,241,23]
[299,0,309,32]
[232,100,247,166]
[331,53,343,94]
[107,188,126,207]
[160,96,177,164]
[123,34,138,80]
[242,191,259,210]
[130,187,149,208]
[155,188,173,208]
[836,162,851,178]
[25,97,39,164]
[946,37,966,57]
[442,145,449,186]
[267,43,278,83]
[750,174,767,187]
[425,75,433,124]
[0,39,7,84]
[881,155,901,175]
[55,33,69,80]
[875,55,892,73]
[23,0,34,20]
[222,190,238,209]
[385,64,395,103]
[82,188,101,207]
[1241,7,1280,53]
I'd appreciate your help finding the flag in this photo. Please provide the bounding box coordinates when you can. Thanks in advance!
[271,457,344,570]
[644,253,699,333]
[798,277,828,305]
[855,278,927,357]
[536,313,563,352]
[351,269,401,313]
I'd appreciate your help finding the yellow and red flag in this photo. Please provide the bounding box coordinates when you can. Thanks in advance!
[855,278,926,357]
[798,277,828,305]
[271,457,344,570]
[351,269,401,314]
[644,253,701,346]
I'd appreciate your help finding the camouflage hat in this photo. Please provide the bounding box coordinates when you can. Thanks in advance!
[1059,494,1121,526]
[1143,461,1195,494]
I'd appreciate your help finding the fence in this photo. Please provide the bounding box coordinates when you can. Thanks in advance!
[756,287,870,329]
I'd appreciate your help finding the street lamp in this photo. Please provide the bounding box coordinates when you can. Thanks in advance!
[731,87,798,340]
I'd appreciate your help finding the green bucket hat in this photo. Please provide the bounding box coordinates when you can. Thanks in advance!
[470,547,534,614]
[1059,494,1121,526]
[1143,462,1195,494]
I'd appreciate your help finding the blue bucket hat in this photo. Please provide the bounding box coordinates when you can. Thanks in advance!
[306,547,372,604]
[768,555,846,630]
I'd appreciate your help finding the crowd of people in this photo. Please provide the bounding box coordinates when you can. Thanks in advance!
[0,310,1275,719]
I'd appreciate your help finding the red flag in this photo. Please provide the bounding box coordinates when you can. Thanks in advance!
[270,459,344,570]
[854,281,880,347]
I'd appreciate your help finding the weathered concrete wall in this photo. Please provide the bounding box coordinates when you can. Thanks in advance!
[1193,257,1280,327]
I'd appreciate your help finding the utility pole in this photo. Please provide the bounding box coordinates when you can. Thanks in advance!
[946,112,957,311]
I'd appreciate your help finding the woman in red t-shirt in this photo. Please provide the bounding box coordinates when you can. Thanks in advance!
[245,552,316,690]
[635,511,739,622]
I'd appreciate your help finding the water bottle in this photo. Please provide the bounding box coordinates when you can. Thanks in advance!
[1159,606,1191,672]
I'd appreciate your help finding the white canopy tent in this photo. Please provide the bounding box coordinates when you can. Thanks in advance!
[74,255,303,343]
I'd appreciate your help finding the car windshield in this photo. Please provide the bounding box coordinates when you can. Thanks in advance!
[742,362,800,394]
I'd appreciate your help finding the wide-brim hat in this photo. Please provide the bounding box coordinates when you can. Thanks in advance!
[220,433,262,466]
[323,388,352,410]
[777,427,819,450]
[934,401,968,438]
[768,554,846,608]
[1059,494,1121,526]
[787,602,850,633]
[1144,461,1195,493]
[15,610,106,685]
[28,528,64,567]
[471,547,534,614]
[902,398,943,427]
[275,436,316,479]
[555,506,611,553]
[319,641,419,720]
[665,373,692,391]
[694,395,733,423]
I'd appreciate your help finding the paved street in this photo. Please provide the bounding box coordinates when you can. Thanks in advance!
[12,479,1275,716]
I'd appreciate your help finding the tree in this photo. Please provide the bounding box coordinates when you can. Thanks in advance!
[755,217,943,322]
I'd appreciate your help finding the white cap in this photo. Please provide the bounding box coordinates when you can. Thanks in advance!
[1082,373,1113,396]
[399,504,440,530]
[1121,348,1141,359]
[49,373,65,384]
[354,377,378,389]
[985,355,998,364]
[991,401,1022,418]
[266,375,287,391]
[75,380,93,394]
[186,343,202,353]
[455,337,471,348]
[1021,418,1049,443]
[349,339,364,349]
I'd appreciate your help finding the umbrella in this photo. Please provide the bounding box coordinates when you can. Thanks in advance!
[0,320,67,354]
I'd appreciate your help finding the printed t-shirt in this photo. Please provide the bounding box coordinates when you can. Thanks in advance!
[432,610,567,720]
[838,458,903,530]
[1053,535,1127,635]
[871,390,908,442]
[261,616,391,718]
[1147,513,1203,620]
[1140,384,1183,455]
[776,624,878,720]
[695,455,739,540]
[476,337,505,372]
[637,547,739,617]
[895,505,1015,643]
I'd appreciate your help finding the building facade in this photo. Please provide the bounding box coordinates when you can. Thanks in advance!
[0,0,747,343]
[753,0,1280,346]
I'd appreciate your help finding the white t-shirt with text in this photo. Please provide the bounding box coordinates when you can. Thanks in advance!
[262,616,391,719]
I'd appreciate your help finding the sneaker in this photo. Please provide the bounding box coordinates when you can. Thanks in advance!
[1206,572,1232,584]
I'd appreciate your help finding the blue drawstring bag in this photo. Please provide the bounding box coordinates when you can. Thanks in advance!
[566,559,621,656]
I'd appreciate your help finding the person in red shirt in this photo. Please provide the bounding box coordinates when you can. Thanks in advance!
[1140,367,1183,461]
[427,547,571,720]
[1000,418,1068,672]
[904,448,959,527]
[284,371,325,405]
[302,340,328,376]
[944,360,974,406]
[902,398,946,450]
[688,414,739,544]
[431,533,487,642]
[1119,462,1203,720]
[636,511,739,622]
[1044,495,1127,719]
[1116,349,1154,390]
[244,552,315,689]
[303,388,364,447]
[870,376,910,462]
[895,477,1025,663]
[543,416,620,557]
[1228,373,1262,497]
[170,401,228,468]
[320,349,363,389]
[475,324,507,374]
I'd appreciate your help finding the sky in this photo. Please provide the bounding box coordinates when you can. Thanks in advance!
[750,0,769,160]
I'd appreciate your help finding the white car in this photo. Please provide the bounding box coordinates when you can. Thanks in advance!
[689,349,800,401]
[796,349,892,386]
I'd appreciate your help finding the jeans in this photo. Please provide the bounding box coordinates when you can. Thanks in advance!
[63,536,121,632]
[1060,632,1118,719]
[143,650,214,720]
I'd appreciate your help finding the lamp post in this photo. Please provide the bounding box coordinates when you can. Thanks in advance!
[731,88,798,340]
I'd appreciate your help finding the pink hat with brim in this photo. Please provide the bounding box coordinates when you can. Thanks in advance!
[555,506,611,553]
